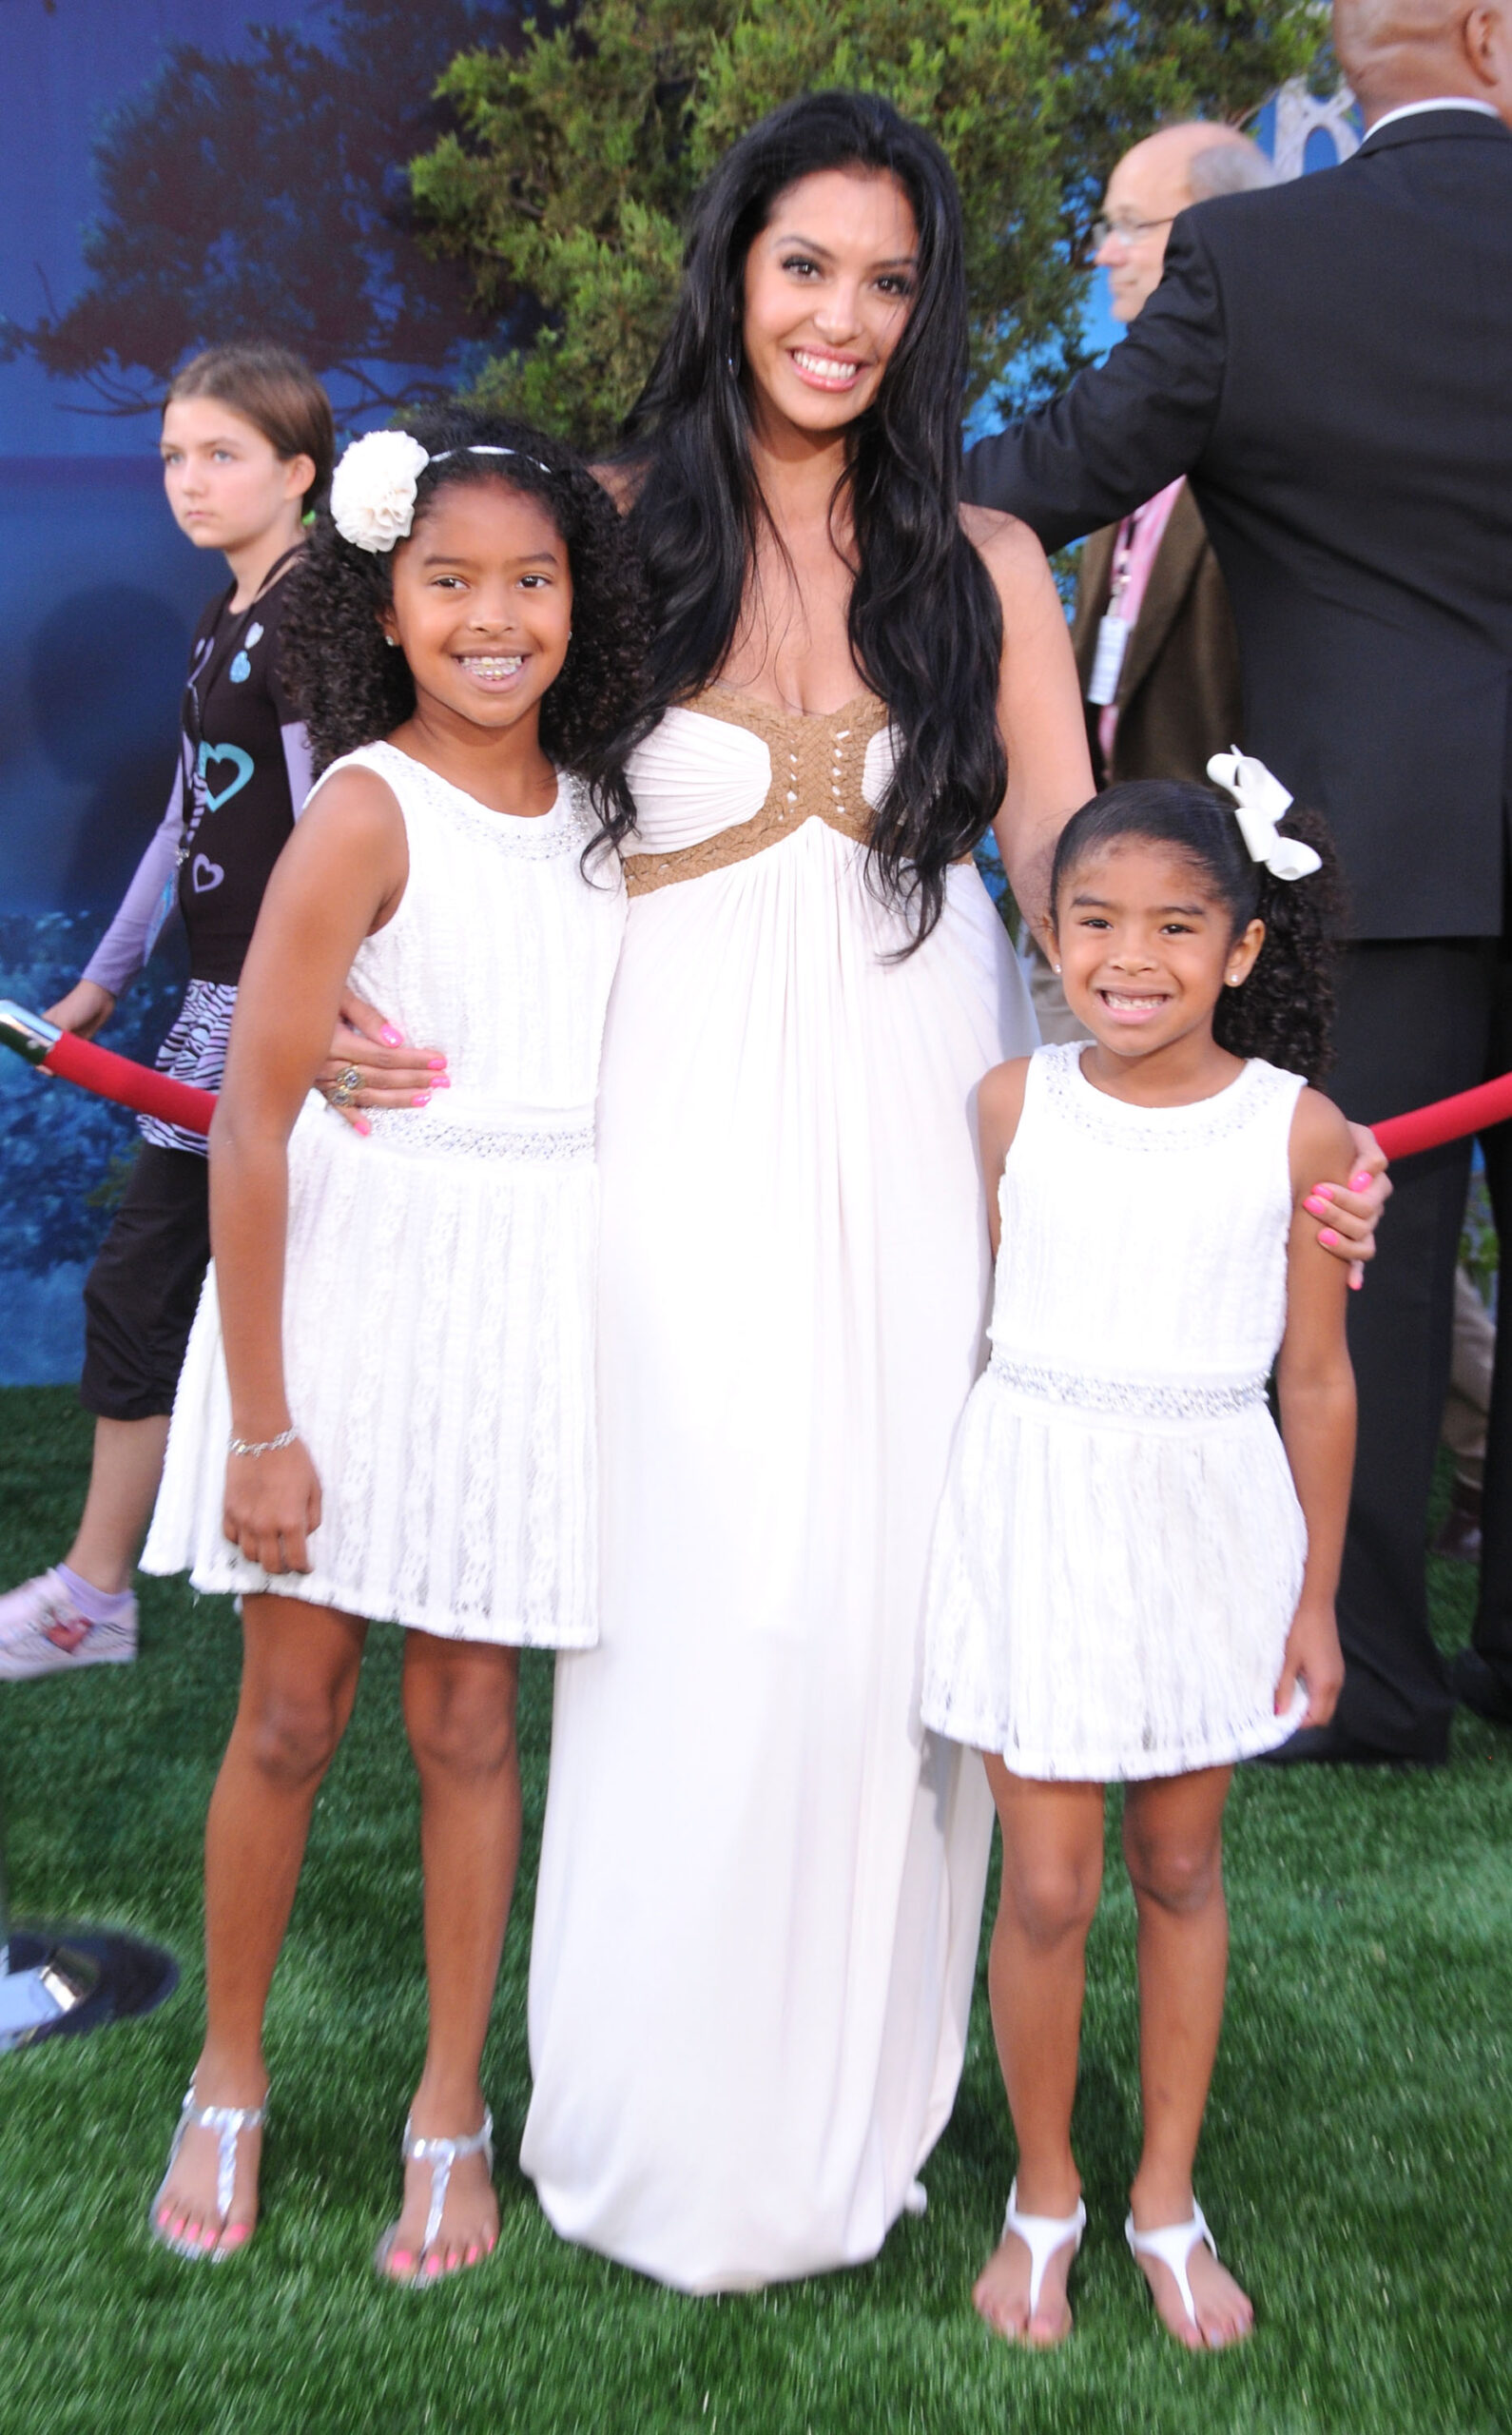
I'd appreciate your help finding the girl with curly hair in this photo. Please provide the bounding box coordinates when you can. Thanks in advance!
[140,409,642,2282]
[921,769,1355,2351]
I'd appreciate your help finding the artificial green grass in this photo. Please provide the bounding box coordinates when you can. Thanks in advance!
[1,1385,1508,2435]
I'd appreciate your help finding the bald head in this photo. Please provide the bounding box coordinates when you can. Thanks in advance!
[1097,124,1273,321]
[1334,0,1512,123]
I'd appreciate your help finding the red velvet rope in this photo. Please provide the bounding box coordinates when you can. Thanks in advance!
[1371,1069,1512,1160]
[43,1032,216,1136]
[22,1026,1512,1159]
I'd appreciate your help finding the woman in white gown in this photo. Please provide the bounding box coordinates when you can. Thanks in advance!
[518,94,1095,2290]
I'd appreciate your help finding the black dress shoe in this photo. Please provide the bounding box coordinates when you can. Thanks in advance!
[1254,1722,1444,1769]
[1449,1646,1512,1725]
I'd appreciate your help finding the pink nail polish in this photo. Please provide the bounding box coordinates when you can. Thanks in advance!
[426,1054,447,1071]
[380,1025,403,1046]
[1304,1194,1328,1216]
[1319,1227,1339,1248]
[355,1117,371,1138]
[389,2250,413,2274]
[1350,1170,1371,1191]
[431,1075,451,1089]
[1350,1271,1363,1290]
[412,1092,431,1107]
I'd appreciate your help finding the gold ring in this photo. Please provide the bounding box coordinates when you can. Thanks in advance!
[329,1063,363,1107]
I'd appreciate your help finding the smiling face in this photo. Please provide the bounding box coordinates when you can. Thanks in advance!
[739,166,920,440]
[381,477,572,736]
[1052,837,1265,1064]
[160,397,314,553]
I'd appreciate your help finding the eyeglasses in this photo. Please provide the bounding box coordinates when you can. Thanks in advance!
[1091,214,1176,248]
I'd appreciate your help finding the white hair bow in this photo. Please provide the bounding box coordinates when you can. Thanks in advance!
[330,433,552,555]
[1206,750,1323,883]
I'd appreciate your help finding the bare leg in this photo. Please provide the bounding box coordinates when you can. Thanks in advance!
[378,1632,522,2281]
[65,1414,171,1593]
[973,1761,1104,2346]
[155,1594,368,2254]
[1122,1766,1253,2349]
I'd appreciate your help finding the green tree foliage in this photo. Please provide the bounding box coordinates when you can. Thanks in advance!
[412,0,1324,452]
[3,0,521,416]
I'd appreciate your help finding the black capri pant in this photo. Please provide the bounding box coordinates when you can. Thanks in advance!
[79,1144,210,1423]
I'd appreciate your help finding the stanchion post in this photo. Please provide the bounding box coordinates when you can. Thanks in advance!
[0,1766,101,2051]
[0,1759,178,2053]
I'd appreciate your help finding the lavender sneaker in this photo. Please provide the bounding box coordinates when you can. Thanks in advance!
[0,1569,137,1681]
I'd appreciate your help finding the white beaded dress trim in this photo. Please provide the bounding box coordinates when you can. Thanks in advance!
[1041,1042,1276,1149]
[361,1112,596,1161]
[986,1355,1270,1421]
[360,740,596,860]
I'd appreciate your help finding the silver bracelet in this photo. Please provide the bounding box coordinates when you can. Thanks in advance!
[227,1427,300,1459]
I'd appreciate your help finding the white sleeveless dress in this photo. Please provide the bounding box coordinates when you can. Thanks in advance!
[521,690,1037,2290]
[144,742,625,1646]
[922,1044,1310,1780]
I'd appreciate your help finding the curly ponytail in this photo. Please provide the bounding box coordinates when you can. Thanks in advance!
[1048,780,1346,1082]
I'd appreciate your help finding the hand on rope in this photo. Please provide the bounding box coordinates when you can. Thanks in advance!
[2,1003,216,1135]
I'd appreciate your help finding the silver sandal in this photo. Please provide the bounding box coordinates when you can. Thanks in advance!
[149,2082,267,2262]
[374,2108,494,2286]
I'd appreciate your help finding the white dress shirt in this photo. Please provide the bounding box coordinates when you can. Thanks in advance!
[1366,96,1502,137]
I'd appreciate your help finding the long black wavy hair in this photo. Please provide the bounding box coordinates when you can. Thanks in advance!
[281,406,647,845]
[612,89,1005,947]
[1049,779,1346,1081]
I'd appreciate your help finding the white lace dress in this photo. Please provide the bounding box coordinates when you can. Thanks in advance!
[521,690,1036,2290]
[922,1044,1310,1780]
[144,742,625,1646]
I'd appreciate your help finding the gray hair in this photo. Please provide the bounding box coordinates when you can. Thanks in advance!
[1189,138,1277,200]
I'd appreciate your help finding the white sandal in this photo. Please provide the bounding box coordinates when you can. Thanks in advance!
[374,2108,494,2285]
[1124,2199,1219,2330]
[997,2177,1088,2329]
[149,2083,267,2263]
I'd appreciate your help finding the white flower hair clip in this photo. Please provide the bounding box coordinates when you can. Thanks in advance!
[329,435,553,554]
[330,431,432,554]
[1207,750,1323,883]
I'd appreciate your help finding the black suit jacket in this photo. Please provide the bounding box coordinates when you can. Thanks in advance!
[964,107,1512,938]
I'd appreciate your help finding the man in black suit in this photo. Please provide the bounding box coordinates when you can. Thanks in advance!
[964,0,1512,1763]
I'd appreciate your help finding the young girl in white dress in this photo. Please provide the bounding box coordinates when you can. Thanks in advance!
[922,764,1356,2353]
[140,411,640,2281]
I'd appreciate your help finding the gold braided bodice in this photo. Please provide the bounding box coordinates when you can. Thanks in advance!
[623,688,891,898]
